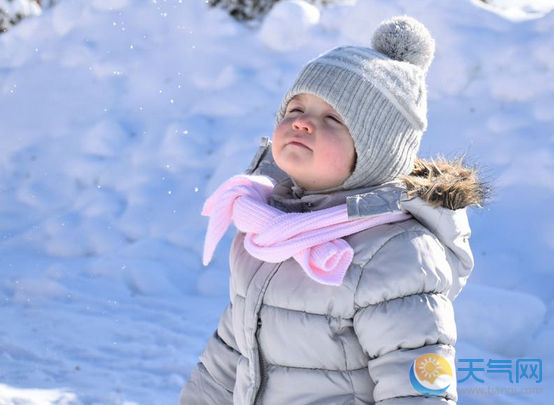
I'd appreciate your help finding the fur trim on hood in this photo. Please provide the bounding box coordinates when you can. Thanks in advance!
[402,157,489,210]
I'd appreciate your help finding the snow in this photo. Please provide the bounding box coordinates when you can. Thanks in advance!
[0,0,552,404]
[455,285,547,358]
[0,384,78,405]
[471,0,554,21]
[258,0,321,52]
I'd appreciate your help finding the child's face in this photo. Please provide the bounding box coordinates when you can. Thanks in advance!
[272,93,356,191]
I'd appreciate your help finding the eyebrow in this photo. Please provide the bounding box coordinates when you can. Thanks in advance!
[286,97,304,109]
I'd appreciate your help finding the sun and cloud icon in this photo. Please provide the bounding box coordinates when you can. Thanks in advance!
[409,353,454,397]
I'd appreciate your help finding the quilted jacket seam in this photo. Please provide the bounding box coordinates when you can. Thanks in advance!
[263,362,368,372]
[260,302,352,319]
[353,228,440,310]
[200,360,234,394]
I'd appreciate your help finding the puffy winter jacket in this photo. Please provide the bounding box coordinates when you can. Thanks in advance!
[180,140,485,405]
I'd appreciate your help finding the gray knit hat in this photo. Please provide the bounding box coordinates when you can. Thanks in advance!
[275,16,435,190]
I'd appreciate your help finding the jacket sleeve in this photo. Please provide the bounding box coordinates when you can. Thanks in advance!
[353,229,458,405]
[179,302,241,405]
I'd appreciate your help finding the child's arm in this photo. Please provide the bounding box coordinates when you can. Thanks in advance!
[353,229,458,404]
[179,303,240,404]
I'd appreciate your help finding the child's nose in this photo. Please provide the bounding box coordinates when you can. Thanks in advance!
[292,114,314,133]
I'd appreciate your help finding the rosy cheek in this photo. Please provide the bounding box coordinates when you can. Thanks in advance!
[272,126,286,144]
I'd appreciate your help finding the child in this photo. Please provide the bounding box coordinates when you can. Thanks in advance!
[180,16,485,405]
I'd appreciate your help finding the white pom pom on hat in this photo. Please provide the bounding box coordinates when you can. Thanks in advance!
[372,16,436,73]
[275,16,435,191]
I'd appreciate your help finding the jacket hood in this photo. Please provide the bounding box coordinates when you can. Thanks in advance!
[343,157,487,302]
[398,158,488,301]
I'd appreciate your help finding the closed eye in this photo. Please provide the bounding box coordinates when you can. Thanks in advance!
[326,115,342,124]
[288,107,303,114]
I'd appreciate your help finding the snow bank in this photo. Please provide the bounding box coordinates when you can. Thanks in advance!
[0,384,78,405]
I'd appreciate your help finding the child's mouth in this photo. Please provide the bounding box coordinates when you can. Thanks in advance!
[288,141,311,150]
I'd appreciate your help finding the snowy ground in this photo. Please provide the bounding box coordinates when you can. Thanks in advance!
[0,0,553,404]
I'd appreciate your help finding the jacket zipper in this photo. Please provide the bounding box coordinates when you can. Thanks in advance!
[251,262,282,405]
[253,317,267,405]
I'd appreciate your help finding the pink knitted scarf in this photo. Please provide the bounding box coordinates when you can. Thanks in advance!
[202,175,411,286]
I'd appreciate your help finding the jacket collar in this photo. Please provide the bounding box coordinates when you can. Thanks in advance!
[270,177,405,217]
